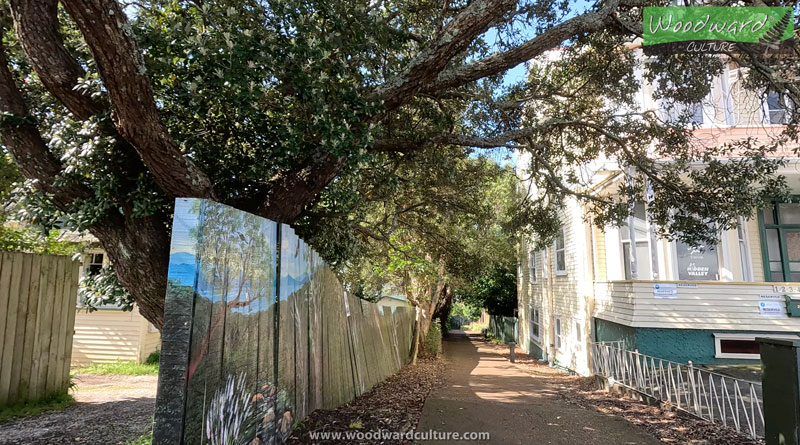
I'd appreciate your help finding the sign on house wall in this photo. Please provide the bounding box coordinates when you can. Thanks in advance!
[676,242,719,280]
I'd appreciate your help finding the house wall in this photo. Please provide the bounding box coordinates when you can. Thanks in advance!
[595,318,799,365]
[594,280,800,332]
[519,199,594,374]
[71,306,160,366]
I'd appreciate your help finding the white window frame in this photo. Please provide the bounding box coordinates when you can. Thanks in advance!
[554,230,567,276]
[529,306,541,342]
[736,217,753,281]
[713,333,799,359]
[554,318,563,350]
[574,321,583,352]
[528,249,536,283]
[85,252,105,276]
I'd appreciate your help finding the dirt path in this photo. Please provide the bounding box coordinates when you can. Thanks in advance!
[416,331,661,445]
[0,374,157,445]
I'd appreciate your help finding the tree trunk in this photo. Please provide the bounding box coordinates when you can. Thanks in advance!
[89,210,171,329]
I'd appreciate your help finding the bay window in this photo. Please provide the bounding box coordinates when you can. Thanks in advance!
[760,201,800,282]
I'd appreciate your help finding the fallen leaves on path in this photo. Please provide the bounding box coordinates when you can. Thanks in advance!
[478,338,763,445]
[289,356,446,444]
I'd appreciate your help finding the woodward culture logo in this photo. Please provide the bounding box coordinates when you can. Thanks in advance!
[643,6,795,54]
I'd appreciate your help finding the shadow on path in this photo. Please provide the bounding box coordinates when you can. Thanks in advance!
[416,330,660,444]
[0,374,156,445]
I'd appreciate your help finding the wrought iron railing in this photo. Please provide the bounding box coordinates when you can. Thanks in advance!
[590,341,764,439]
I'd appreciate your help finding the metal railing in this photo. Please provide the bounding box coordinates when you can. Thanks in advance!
[591,341,764,439]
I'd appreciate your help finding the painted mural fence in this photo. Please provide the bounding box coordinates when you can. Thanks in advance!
[487,315,518,344]
[153,199,415,444]
[591,341,764,438]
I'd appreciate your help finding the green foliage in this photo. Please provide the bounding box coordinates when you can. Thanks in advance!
[0,392,74,422]
[0,226,82,255]
[144,351,161,366]
[423,320,442,357]
[2,0,797,328]
[125,430,153,445]
[460,264,517,317]
[78,265,134,312]
[450,301,481,320]
[75,361,159,376]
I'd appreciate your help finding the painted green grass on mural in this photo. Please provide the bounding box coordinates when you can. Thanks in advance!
[75,361,159,376]
[0,392,75,423]
[643,6,793,46]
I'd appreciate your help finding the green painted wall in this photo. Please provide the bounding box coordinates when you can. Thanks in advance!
[528,340,544,360]
[594,318,636,348]
[593,318,800,365]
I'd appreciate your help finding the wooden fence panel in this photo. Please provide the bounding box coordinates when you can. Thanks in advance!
[154,199,416,444]
[0,253,79,406]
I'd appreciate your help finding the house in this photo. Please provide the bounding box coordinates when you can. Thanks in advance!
[70,243,161,366]
[375,294,411,310]
[517,50,800,375]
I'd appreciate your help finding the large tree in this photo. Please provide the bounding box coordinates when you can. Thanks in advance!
[0,0,796,328]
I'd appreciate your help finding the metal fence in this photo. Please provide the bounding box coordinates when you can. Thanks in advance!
[591,341,764,439]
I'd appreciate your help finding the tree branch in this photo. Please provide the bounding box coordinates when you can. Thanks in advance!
[9,0,103,120]
[0,39,90,205]
[61,0,213,198]
[374,0,516,110]
[421,0,619,93]
[231,150,346,223]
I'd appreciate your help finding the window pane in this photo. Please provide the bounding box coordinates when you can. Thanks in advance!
[720,339,760,355]
[779,203,800,224]
[772,271,785,282]
[636,241,652,280]
[787,232,800,262]
[739,242,751,281]
[737,223,746,240]
[763,205,776,225]
[556,251,566,272]
[620,225,630,241]
[555,231,565,250]
[676,242,718,280]
[766,229,782,262]
[767,91,786,124]
[690,102,704,124]
[622,243,632,279]
[770,110,786,124]
[791,272,800,282]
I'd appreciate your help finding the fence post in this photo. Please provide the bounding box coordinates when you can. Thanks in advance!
[758,337,800,445]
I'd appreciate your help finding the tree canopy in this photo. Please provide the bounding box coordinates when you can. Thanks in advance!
[0,0,797,327]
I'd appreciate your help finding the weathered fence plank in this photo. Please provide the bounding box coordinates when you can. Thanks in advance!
[154,199,415,444]
[0,253,79,406]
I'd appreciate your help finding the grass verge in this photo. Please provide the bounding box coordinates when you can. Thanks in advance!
[0,392,74,423]
[75,361,159,376]
[125,430,152,444]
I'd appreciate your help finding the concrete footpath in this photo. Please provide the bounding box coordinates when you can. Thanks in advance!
[416,331,660,444]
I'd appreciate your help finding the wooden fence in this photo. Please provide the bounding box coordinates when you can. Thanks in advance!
[153,199,415,444]
[0,252,80,406]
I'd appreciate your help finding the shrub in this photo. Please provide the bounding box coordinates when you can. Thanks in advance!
[144,350,161,365]
[423,320,442,356]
